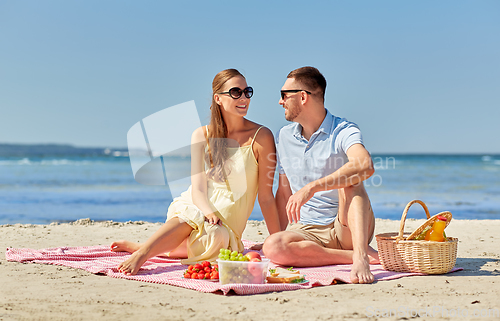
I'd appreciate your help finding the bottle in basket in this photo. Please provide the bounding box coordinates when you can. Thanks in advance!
[425,215,447,242]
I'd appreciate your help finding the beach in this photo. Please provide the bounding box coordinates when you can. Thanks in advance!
[1,219,499,321]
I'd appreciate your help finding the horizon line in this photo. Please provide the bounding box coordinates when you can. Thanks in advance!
[1,142,499,156]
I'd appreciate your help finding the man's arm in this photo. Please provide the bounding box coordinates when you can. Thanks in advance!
[285,143,375,221]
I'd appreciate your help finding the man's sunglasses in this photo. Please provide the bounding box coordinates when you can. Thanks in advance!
[218,87,253,99]
[280,89,312,100]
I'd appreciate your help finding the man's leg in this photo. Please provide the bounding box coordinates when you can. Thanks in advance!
[337,183,379,284]
[262,224,379,268]
[263,183,378,283]
[263,231,357,266]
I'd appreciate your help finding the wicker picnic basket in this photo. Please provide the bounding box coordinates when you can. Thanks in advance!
[375,200,458,274]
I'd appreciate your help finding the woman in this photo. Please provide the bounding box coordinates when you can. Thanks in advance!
[111,69,281,275]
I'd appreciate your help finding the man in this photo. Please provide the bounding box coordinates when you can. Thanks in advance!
[263,67,379,284]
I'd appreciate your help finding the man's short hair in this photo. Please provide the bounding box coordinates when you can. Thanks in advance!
[287,66,327,102]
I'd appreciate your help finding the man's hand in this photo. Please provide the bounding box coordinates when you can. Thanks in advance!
[286,184,314,223]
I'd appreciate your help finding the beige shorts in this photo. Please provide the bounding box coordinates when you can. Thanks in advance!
[288,215,375,250]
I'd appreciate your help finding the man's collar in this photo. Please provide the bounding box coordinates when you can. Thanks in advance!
[292,123,303,139]
[292,109,333,140]
[317,109,333,135]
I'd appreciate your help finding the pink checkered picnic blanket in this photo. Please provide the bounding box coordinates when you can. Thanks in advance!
[5,240,461,295]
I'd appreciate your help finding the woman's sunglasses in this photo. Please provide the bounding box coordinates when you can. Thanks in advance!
[218,87,253,99]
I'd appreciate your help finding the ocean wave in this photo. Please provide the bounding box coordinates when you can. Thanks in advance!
[104,149,129,157]
[0,158,91,166]
[481,156,500,165]
[40,159,92,166]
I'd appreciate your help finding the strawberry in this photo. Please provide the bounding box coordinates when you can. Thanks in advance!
[184,262,218,280]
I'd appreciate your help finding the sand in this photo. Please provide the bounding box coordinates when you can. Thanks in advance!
[1,218,499,321]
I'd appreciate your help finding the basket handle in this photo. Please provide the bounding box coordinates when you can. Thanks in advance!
[397,200,431,241]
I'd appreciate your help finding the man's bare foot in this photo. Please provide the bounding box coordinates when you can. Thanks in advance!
[110,240,142,253]
[351,251,375,284]
[249,243,263,251]
[117,249,150,275]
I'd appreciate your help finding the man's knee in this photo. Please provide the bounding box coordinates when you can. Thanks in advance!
[263,232,296,261]
[338,183,373,227]
[263,232,306,265]
[263,233,282,259]
[342,183,368,200]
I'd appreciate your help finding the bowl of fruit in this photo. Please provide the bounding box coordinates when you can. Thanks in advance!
[183,261,219,281]
[217,249,269,284]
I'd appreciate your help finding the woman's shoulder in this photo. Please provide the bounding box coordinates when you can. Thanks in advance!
[245,121,274,145]
[243,120,267,133]
[191,126,207,143]
[256,126,274,140]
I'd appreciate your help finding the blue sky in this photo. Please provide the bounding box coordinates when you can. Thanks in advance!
[1,0,499,154]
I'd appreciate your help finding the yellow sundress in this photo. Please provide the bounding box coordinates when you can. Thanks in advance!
[166,126,263,264]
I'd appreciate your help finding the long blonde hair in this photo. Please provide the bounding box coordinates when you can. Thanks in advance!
[205,69,245,182]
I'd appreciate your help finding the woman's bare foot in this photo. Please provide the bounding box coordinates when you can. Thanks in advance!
[351,251,374,284]
[110,240,142,253]
[117,249,150,275]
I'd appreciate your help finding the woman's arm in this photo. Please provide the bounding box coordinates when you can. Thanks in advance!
[254,127,282,235]
[276,173,293,229]
[190,127,221,225]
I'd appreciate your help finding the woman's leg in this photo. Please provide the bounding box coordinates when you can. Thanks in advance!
[116,217,194,275]
[110,240,142,253]
[167,238,188,258]
[111,238,188,258]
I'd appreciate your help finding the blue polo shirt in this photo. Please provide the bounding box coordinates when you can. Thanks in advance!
[276,109,364,225]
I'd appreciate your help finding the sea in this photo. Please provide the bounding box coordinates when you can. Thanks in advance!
[1,144,499,224]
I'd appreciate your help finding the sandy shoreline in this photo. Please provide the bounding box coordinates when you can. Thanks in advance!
[1,218,499,321]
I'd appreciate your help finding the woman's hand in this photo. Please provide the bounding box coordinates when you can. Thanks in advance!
[204,213,221,225]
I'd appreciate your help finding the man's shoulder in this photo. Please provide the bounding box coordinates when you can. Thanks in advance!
[277,122,299,134]
[330,114,360,133]
[276,123,299,141]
